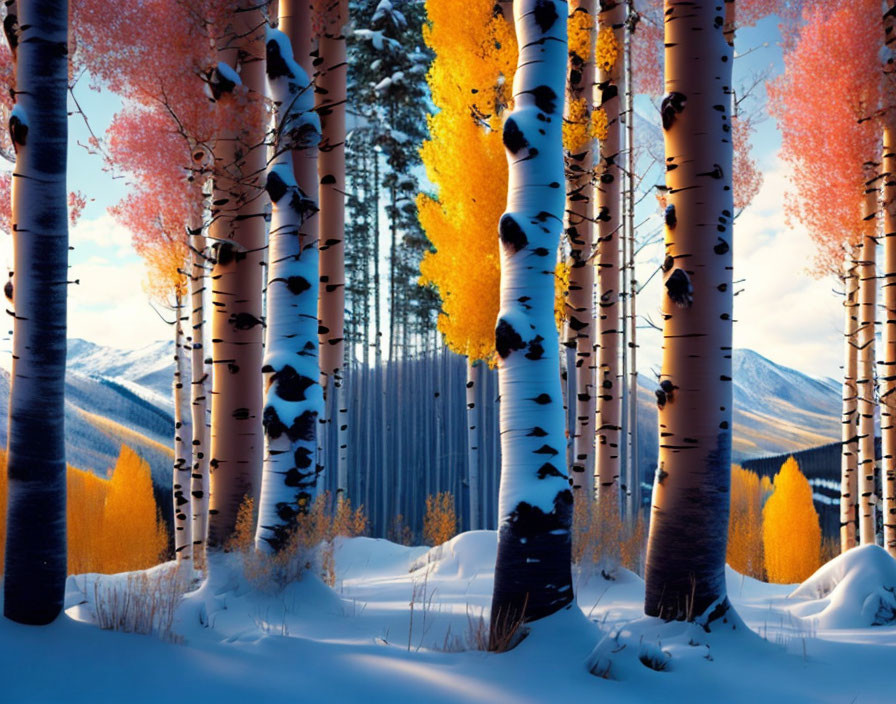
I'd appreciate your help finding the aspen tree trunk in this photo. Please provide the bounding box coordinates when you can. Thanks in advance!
[188,216,210,564]
[489,0,572,649]
[2,0,69,625]
[206,1,267,545]
[315,0,348,497]
[841,253,859,552]
[595,0,625,516]
[643,0,734,622]
[467,359,482,530]
[173,294,193,565]
[880,2,896,555]
[858,167,879,547]
[254,27,322,552]
[565,0,597,499]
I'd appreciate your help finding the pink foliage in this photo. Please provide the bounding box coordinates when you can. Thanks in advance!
[732,114,763,212]
[768,0,882,271]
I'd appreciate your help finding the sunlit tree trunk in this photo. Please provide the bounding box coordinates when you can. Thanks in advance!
[489,0,572,650]
[643,0,734,622]
[188,215,210,565]
[255,26,322,552]
[595,0,624,516]
[316,0,349,499]
[173,293,193,566]
[857,165,879,547]
[206,1,267,546]
[3,0,69,625]
[841,252,860,552]
[565,0,596,499]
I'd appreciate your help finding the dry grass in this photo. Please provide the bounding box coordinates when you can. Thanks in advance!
[572,497,646,575]
[423,492,457,547]
[230,492,368,591]
[93,565,188,643]
[388,514,414,546]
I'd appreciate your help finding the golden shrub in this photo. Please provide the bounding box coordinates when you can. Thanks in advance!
[423,492,457,547]
[727,465,767,580]
[762,456,822,584]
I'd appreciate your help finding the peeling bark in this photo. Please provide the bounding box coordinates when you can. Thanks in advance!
[489,0,573,650]
[643,0,734,622]
[595,0,625,516]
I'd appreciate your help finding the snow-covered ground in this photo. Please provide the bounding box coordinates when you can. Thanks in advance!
[2,534,895,703]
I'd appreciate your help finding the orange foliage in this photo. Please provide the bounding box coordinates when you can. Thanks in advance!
[423,492,457,547]
[0,446,168,577]
[762,457,822,584]
[768,0,882,272]
[727,465,772,580]
[418,0,517,362]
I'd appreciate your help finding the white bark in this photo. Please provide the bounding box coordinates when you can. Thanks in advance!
[466,359,482,530]
[255,28,323,552]
[841,252,859,552]
[173,294,193,565]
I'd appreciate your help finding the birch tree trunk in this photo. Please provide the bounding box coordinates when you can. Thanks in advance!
[595,0,625,516]
[466,359,482,530]
[489,0,572,650]
[206,2,267,546]
[316,0,349,499]
[2,0,69,625]
[643,0,734,622]
[841,253,859,552]
[173,294,193,566]
[255,27,322,552]
[188,216,210,565]
[880,2,896,555]
[565,0,597,499]
[858,167,879,547]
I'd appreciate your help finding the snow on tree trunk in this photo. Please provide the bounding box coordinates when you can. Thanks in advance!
[206,3,268,546]
[642,0,734,622]
[858,166,879,547]
[173,293,193,565]
[188,215,210,564]
[254,27,322,553]
[466,359,482,529]
[595,0,624,516]
[316,1,349,498]
[489,0,572,650]
[2,0,69,625]
[565,0,597,499]
[841,252,860,552]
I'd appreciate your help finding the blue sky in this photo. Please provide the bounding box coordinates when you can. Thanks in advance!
[18,14,845,382]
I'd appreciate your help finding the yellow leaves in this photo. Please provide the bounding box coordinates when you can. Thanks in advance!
[555,257,571,332]
[595,25,619,73]
[423,491,457,546]
[563,101,608,153]
[420,0,517,361]
[762,457,822,584]
[727,465,770,580]
[591,107,609,142]
[568,9,594,61]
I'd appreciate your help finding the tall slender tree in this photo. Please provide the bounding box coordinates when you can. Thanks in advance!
[3,0,70,625]
[255,26,323,552]
[489,0,572,649]
[642,0,734,621]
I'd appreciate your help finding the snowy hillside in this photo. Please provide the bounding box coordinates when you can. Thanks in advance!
[3,532,893,703]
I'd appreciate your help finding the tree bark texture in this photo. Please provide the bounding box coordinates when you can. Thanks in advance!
[3,0,70,625]
[565,0,597,499]
[643,0,734,622]
[173,294,193,565]
[489,0,573,650]
[595,0,625,515]
[255,27,323,552]
[466,359,482,529]
[841,253,860,552]
[206,1,267,546]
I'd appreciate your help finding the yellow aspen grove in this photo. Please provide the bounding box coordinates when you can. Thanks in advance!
[762,457,822,584]
[643,0,735,622]
[727,465,770,580]
[595,0,624,517]
[564,0,599,498]
[857,162,879,546]
[316,0,350,498]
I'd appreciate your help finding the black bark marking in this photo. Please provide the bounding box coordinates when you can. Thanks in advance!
[229,312,264,330]
[525,334,545,360]
[533,393,551,405]
[536,463,565,479]
[500,214,528,252]
[714,238,729,255]
[665,269,693,308]
[533,0,560,32]
[665,204,676,229]
[8,114,26,151]
[527,427,549,437]
[286,276,311,295]
[503,118,528,154]
[496,319,526,358]
[209,65,237,100]
[271,365,314,402]
[265,170,288,203]
[661,92,687,130]
[527,85,559,114]
[266,38,291,80]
